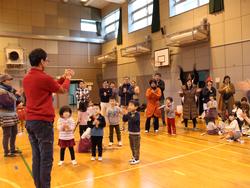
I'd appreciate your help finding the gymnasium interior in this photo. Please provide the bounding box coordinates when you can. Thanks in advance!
[0,0,250,187]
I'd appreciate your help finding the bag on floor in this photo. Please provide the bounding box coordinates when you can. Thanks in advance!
[78,138,91,153]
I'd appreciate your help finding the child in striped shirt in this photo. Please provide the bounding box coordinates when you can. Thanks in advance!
[57,106,77,166]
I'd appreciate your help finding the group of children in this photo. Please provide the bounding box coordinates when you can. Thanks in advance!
[56,97,142,166]
[202,95,250,144]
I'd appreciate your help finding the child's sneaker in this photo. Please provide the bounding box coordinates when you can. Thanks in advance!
[118,141,122,146]
[108,142,113,146]
[98,157,102,161]
[226,139,234,143]
[155,130,159,133]
[58,161,64,166]
[218,131,223,135]
[91,157,96,161]
[129,157,135,162]
[145,130,149,133]
[238,139,245,144]
[130,159,140,165]
[72,160,77,165]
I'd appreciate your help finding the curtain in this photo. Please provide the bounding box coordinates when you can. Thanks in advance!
[117,8,123,45]
[151,0,160,33]
[209,0,224,14]
[96,21,102,36]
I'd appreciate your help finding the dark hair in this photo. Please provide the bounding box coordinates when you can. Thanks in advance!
[103,80,109,84]
[228,112,236,117]
[129,100,140,107]
[166,97,173,102]
[59,106,72,117]
[110,81,116,85]
[79,81,85,84]
[223,75,231,83]
[155,73,161,77]
[78,101,87,112]
[29,48,47,67]
[234,101,241,108]
[149,79,157,85]
[123,76,130,79]
[209,94,215,98]
[241,97,248,102]
[109,96,116,101]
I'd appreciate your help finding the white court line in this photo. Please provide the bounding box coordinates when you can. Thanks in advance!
[54,143,225,188]
[0,177,21,188]
[173,170,186,176]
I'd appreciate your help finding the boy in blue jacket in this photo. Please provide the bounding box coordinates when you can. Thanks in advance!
[123,100,140,165]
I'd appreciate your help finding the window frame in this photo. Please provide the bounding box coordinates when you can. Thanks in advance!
[80,19,97,33]
[169,0,209,17]
[102,9,120,38]
[128,0,153,33]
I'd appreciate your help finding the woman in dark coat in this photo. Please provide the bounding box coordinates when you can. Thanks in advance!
[179,65,201,130]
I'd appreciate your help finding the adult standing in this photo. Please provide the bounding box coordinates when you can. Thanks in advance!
[202,76,217,110]
[110,81,119,101]
[154,73,166,126]
[75,80,90,109]
[0,74,22,157]
[119,77,133,131]
[23,48,73,188]
[181,79,201,130]
[119,76,133,107]
[99,80,112,116]
[218,76,235,121]
[145,79,162,133]
[131,80,140,102]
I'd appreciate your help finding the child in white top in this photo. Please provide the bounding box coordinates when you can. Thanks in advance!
[232,101,244,131]
[225,113,244,144]
[57,106,77,166]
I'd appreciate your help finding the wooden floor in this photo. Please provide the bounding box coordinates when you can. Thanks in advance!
[1,112,250,188]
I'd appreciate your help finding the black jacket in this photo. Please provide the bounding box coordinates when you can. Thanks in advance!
[202,86,216,103]
[99,88,112,103]
[119,83,133,106]
[157,79,165,100]
[123,111,140,133]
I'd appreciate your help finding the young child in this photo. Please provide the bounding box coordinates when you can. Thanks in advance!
[88,105,106,161]
[17,102,26,134]
[77,101,89,138]
[57,106,77,166]
[78,125,92,153]
[87,100,95,117]
[232,101,244,131]
[241,97,249,117]
[225,113,244,143]
[164,97,176,135]
[204,94,218,125]
[107,97,123,147]
[123,100,141,165]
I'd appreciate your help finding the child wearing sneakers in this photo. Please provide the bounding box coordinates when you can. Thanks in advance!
[107,97,123,147]
[88,105,106,161]
[165,97,176,135]
[57,106,77,166]
[225,113,244,144]
[123,100,141,165]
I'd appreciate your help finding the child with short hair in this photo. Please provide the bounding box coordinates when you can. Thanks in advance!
[204,94,218,125]
[241,97,249,117]
[225,113,244,143]
[123,100,141,165]
[88,105,106,161]
[107,97,122,146]
[164,97,176,135]
[232,101,244,131]
[77,101,89,138]
[57,106,77,166]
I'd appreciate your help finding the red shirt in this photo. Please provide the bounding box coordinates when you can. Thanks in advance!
[23,68,70,122]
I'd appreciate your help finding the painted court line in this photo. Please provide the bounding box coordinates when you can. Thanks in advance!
[173,170,186,176]
[54,143,224,188]
[0,177,21,188]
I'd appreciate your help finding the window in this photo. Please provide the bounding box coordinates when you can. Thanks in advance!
[128,0,153,33]
[169,0,209,17]
[81,19,97,32]
[103,9,120,37]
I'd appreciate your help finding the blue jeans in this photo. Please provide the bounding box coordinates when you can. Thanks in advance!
[26,121,54,188]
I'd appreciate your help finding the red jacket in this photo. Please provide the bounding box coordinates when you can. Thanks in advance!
[23,68,70,122]
[146,88,162,118]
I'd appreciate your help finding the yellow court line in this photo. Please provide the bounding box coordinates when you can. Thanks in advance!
[0,177,21,188]
[54,143,224,188]
[173,170,186,176]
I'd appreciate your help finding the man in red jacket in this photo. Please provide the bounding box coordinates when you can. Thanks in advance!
[23,48,74,188]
